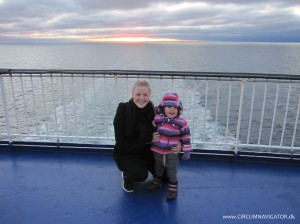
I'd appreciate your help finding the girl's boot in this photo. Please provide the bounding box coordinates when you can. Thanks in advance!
[167,181,178,200]
[146,176,162,191]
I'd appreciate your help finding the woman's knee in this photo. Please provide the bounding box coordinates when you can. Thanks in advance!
[128,166,149,182]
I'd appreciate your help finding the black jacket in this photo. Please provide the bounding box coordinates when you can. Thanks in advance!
[113,99,156,161]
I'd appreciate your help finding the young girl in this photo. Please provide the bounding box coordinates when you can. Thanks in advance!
[147,93,192,200]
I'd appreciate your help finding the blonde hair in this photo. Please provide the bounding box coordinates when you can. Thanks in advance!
[132,79,152,95]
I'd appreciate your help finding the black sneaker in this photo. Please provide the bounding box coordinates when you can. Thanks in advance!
[122,172,134,192]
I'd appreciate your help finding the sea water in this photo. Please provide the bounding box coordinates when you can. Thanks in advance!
[1,42,300,74]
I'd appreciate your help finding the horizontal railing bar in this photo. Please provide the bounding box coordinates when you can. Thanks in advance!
[193,141,235,146]
[1,69,299,80]
[1,140,299,162]
[1,74,299,85]
[194,141,300,151]
[0,133,115,140]
[2,134,299,151]
[239,144,300,151]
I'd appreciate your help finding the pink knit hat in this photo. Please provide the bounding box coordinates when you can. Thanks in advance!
[158,93,183,115]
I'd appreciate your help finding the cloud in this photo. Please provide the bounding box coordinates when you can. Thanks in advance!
[0,0,299,42]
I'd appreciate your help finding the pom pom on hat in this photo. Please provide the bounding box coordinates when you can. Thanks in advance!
[161,93,180,107]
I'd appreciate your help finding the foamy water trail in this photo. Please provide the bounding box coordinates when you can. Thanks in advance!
[27,78,236,150]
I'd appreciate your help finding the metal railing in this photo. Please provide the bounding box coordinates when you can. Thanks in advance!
[1,69,300,158]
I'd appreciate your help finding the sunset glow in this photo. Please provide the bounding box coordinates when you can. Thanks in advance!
[84,37,193,43]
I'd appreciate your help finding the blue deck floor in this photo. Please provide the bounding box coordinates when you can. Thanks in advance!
[0,150,299,224]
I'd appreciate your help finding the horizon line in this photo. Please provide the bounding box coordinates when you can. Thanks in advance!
[83,36,200,43]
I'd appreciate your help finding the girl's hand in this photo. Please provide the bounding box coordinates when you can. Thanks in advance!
[182,152,190,160]
[151,132,160,143]
[171,142,182,154]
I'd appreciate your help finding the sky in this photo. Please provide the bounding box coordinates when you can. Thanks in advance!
[0,0,300,43]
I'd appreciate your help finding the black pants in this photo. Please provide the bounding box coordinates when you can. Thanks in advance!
[114,153,155,182]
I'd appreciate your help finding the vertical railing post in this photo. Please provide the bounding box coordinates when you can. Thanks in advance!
[71,73,79,140]
[191,77,197,142]
[225,79,232,142]
[40,74,49,137]
[20,74,30,134]
[82,74,88,140]
[203,79,208,142]
[214,79,220,143]
[61,73,68,133]
[269,81,280,146]
[50,73,59,142]
[247,80,256,144]
[258,81,268,144]
[0,74,12,143]
[280,82,291,147]
[291,94,300,158]
[235,79,245,154]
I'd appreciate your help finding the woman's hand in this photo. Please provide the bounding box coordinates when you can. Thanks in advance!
[171,142,182,154]
[151,132,160,143]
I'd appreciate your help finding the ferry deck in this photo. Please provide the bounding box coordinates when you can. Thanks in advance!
[1,145,299,224]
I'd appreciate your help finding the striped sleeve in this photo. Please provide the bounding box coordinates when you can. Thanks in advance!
[180,118,192,152]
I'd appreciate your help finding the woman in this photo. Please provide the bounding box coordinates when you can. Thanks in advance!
[113,79,180,192]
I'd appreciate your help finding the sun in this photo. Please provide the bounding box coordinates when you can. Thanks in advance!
[292,7,300,17]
